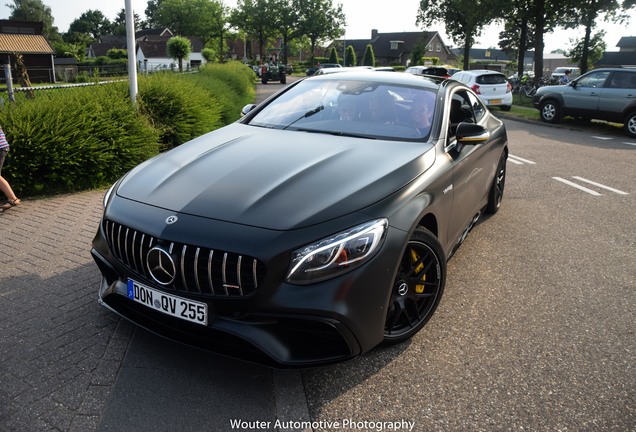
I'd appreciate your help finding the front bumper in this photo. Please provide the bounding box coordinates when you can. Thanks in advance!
[91,203,404,368]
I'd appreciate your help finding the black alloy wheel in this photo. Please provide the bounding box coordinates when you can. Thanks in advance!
[486,151,507,214]
[383,227,446,344]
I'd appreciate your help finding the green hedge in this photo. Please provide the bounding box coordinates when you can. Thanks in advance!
[0,61,255,197]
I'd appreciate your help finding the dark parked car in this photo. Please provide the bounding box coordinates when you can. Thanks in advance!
[92,72,508,367]
[405,65,451,78]
[533,67,636,138]
[306,63,342,76]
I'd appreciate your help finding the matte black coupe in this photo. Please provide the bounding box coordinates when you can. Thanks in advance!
[91,72,508,367]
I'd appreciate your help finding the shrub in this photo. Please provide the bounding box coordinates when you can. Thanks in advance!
[0,63,255,198]
[0,83,161,196]
[136,73,225,150]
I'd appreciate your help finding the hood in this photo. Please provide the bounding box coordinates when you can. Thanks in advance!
[116,123,435,230]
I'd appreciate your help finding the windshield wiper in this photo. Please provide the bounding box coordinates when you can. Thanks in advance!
[292,128,375,139]
[283,105,324,130]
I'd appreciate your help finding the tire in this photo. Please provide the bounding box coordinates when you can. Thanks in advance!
[625,111,636,138]
[500,105,512,112]
[383,227,446,344]
[540,100,562,123]
[486,151,507,214]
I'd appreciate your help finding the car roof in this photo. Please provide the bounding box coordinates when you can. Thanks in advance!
[459,69,505,75]
[313,67,369,75]
[584,67,635,72]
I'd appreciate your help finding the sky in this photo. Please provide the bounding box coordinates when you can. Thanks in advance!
[0,0,633,52]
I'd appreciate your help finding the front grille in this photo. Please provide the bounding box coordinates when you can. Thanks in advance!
[104,220,264,298]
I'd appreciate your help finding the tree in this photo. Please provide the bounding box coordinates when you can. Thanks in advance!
[498,0,536,78]
[230,0,275,62]
[567,30,607,71]
[50,40,86,60]
[167,36,192,71]
[328,46,339,64]
[270,0,300,65]
[202,47,216,62]
[144,0,163,28]
[68,10,113,40]
[155,0,225,44]
[561,0,631,74]
[362,44,375,67]
[6,0,61,42]
[296,0,346,65]
[345,45,356,67]
[112,8,145,36]
[409,43,426,66]
[417,0,497,71]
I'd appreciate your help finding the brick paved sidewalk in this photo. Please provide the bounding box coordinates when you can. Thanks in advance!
[0,190,134,431]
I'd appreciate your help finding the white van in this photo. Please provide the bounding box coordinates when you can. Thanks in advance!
[550,67,580,82]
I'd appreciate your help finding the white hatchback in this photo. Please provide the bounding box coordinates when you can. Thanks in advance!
[451,70,513,111]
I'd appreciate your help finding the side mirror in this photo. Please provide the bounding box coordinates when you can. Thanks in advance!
[241,104,257,117]
[456,122,490,145]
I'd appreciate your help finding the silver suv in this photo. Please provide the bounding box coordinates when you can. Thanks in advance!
[533,68,636,138]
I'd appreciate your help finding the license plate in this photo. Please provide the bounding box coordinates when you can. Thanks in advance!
[127,279,208,326]
[489,99,502,104]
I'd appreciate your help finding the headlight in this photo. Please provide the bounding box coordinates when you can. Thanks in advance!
[103,182,117,208]
[286,218,388,284]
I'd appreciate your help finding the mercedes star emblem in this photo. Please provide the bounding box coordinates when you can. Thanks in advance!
[147,246,177,285]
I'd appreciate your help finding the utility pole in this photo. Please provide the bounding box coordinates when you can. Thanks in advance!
[125,0,138,104]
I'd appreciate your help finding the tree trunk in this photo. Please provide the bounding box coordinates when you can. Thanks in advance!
[517,18,528,77]
[462,29,472,71]
[580,11,594,74]
[534,0,545,79]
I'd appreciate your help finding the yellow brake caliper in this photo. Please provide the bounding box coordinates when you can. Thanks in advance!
[411,248,426,294]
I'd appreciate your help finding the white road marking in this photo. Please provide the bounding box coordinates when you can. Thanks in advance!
[622,142,636,147]
[572,176,629,195]
[591,136,614,140]
[508,154,536,164]
[552,177,602,196]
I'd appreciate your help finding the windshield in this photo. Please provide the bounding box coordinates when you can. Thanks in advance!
[247,79,437,141]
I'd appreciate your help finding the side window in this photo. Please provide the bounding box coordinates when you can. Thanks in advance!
[608,72,636,89]
[459,74,471,85]
[448,90,482,140]
[466,92,486,123]
[577,71,610,88]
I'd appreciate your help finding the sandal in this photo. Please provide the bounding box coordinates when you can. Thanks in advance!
[1,198,20,210]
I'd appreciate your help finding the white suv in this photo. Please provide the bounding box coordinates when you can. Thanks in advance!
[451,70,513,111]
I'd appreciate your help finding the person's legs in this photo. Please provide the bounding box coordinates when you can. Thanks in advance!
[0,149,20,207]
[0,148,6,173]
[0,175,19,203]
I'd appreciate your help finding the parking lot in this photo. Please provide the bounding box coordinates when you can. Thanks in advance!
[1,77,634,431]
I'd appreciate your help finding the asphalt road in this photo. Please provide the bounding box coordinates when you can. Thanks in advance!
[301,118,635,431]
[1,76,633,431]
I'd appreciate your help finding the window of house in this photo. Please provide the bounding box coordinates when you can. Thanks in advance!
[391,41,398,50]
[427,43,433,52]
[436,43,441,52]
